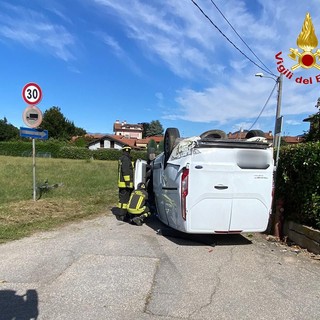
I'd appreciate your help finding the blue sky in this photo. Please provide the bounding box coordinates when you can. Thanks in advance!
[1,0,320,137]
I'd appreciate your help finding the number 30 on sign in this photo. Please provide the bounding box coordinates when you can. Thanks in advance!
[22,82,43,105]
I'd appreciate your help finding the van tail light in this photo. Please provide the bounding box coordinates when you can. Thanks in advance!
[181,167,189,220]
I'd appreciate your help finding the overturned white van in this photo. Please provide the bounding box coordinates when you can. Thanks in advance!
[137,128,274,234]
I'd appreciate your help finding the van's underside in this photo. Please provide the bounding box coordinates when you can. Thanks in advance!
[196,139,270,149]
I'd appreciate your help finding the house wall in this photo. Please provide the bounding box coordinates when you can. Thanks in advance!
[104,140,111,148]
[115,130,142,139]
[112,142,123,149]
[88,142,100,150]
[89,139,123,150]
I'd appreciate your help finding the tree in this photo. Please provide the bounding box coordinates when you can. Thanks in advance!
[0,117,19,141]
[72,135,95,147]
[147,139,157,160]
[145,120,164,137]
[40,106,86,140]
[304,98,320,142]
[147,139,157,152]
[140,122,150,138]
[158,140,164,152]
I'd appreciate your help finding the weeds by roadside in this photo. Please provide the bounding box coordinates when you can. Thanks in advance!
[0,156,118,243]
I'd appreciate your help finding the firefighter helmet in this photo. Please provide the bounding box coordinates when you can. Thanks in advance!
[137,182,146,190]
[122,145,131,152]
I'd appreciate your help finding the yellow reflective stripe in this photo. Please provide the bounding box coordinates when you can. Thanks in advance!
[118,182,133,188]
[128,206,146,214]
[136,196,144,209]
[118,202,128,209]
[123,175,131,182]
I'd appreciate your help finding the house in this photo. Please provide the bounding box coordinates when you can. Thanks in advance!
[135,136,163,149]
[88,134,163,151]
[85,120,163,150]
[113,120,143,139]
[227,130,273,143]
[88,134,136,150]
[227,130,302,145]
[282,136,304,144]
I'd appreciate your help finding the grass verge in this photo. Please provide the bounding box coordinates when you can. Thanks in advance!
[0,156,118,243]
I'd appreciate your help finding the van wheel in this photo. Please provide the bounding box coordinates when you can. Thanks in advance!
[245,130,265,139]
[200,129,227,140]
[164,128,180,166]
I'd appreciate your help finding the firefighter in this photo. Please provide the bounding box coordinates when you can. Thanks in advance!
[127,182,151,226]
[117,145,134,221]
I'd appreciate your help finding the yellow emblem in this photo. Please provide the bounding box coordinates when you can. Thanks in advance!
[289,13,320,70]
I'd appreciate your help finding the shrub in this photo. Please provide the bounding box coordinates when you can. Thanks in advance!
[276,142,320,229]
[58,146,92,159]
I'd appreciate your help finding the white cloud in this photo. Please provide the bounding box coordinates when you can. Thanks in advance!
[101,33,124,57]
[155,92,164,100]
[0,3,76,61]
[93,0,228,79]
[286,119,303,126]
[94,32,142,75]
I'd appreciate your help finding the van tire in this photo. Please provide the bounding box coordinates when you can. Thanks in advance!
[164,128,180,166]
[200,129,227,140]
[245,130,265,139]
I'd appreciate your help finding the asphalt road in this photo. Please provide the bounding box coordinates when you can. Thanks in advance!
[0,214,319,320]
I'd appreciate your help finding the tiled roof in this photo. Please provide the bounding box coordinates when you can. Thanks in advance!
[86,134,163,149]
[113,122,143,131]
[107,134,137,148]
[227,131,273,141]
[283,136,304,144]
[136,136,164,144]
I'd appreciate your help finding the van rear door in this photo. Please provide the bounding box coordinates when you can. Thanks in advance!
[229,148,273,232]
[187,148,234,232]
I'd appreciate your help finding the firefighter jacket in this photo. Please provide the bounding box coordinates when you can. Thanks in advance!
[127,189,149,214]
[118,152,134,188]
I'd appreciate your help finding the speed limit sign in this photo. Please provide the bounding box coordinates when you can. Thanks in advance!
[22,82,42,105]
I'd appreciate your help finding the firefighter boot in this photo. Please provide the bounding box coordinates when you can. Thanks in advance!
[116,208,127,221]
[132,215,144,226]
[132,212,150,226]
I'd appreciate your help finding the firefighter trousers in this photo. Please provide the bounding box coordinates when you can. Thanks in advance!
[118,188,133,215]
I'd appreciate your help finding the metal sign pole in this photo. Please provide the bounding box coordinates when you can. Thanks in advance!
[21,82,44,201]
[32,138,36,201]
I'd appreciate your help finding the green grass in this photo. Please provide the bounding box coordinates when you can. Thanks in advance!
[0,156,118,243]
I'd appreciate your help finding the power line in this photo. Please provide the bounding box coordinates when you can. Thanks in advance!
[209,0,276,77]
[248,81,277,131]
[190,0,276,77]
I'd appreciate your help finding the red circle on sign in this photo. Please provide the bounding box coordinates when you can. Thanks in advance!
[301,54,314,67]
[22,83,42,105]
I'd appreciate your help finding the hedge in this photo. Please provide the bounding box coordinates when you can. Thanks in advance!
[92,148,148,161]
[0,140,148,162]
[0,140,65,157]
[276,142,320,229]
